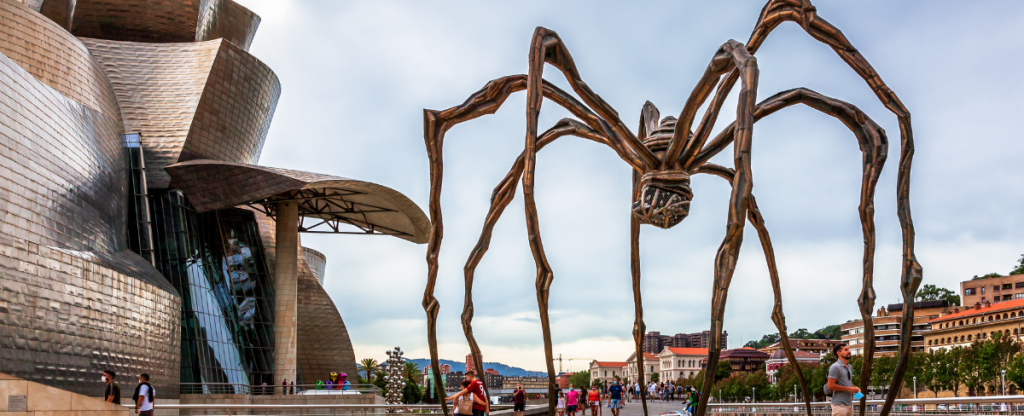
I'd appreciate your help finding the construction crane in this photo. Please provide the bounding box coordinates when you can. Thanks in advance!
[554,354,595,373]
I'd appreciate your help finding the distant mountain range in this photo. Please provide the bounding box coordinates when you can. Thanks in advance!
[408,358,547,377]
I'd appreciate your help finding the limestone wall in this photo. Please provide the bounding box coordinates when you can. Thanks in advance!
[0,373,129,416]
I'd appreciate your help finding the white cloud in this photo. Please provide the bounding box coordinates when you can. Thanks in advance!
[236,0,1024,371]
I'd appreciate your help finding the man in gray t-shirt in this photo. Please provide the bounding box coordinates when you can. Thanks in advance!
[827,344,861,416]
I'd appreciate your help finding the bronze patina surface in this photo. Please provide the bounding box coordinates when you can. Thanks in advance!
[420,2,922,416]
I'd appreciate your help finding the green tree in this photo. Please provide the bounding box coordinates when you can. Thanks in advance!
[1010,254,1024,276]
[947,346,966,397]
[714,360,732,382]
[915,284,962,306]
[973,273,1002,280]
[789,328,813,339]
[569,370,590,389]
[403,379,424,403]
[1006,351,1024,391]
[745,333,781,349]
[919,349,946,396]
[403,361,421,384]
[811,325,842,340]
[650,372,660,382]
[777,362,819,402]
[960,342,984,396]
[358,358,380,383]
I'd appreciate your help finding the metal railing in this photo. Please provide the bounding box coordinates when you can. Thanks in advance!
[153,403,538,416]
[704,395,1024,415]
[149,396,1024,416]
[179,383,381,395]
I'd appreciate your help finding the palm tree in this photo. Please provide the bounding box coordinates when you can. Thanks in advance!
[358,358,380,383]
[403,361,421,385]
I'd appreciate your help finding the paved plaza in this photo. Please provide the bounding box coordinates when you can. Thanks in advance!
[599,400,690,416]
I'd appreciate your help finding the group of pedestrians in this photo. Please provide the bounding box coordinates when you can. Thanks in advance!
[101,370,156,416]
[555,381,621,416]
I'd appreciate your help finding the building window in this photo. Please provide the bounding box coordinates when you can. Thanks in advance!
[966,288,976,295]
[995,285,1001,292]
[983,287,986,294]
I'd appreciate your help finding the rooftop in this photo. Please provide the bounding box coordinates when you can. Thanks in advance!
[930,298,1024,323]
[663,347,709,356]
[593,361,628,368]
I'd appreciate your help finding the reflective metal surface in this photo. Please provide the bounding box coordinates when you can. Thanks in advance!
[0,0,122,122]
[302,247,326,285]
[68,0,259,49]
[166,160,431,244]
[149,191,276,392]
[82,38,281,189]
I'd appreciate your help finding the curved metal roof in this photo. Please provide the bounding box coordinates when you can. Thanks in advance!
[166,159,430,244]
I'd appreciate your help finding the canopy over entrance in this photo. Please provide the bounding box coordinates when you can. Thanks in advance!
[166,159,430,244]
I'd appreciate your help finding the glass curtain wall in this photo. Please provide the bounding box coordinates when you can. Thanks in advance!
[124,133,154,264]
[150,190,276,394]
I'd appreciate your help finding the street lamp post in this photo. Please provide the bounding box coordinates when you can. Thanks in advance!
[752,387,756,403]
[913,376,917,399]
[1002,370,1007,396]
[794,384,797,403]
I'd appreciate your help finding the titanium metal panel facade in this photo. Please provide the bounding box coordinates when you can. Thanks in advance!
[302,247,326,285]
[0,0,122,121]
[82,38,280,189]
[0,13,181,398]
[69,0,259,48]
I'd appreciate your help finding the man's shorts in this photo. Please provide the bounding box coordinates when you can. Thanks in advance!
[610,399,621,409]
[514,403,526,411]
[831,404,853,416]
[567,405,577,412]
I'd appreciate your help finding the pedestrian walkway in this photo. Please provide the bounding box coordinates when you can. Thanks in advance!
[616,400,689,416]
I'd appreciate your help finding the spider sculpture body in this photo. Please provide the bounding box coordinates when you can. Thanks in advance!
[421,2,923,416]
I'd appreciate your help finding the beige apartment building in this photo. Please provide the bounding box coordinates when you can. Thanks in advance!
[590,361,628,386]
[962,274,1024,306]
[927,298,1024,350]
[757,339,842,356]
[658,347,707,381]
[840,300,951,357]
[624,352,660,384]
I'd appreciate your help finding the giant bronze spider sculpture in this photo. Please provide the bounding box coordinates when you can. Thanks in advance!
[421,2,922,416]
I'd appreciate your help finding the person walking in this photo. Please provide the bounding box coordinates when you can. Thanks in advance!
[580,386,589,416]
[556,391,567,416]
[565,384,581,416]
[102,370,120,404]
[607,380,623,416]
[281,378,287,395]
[513,385,526,416]
[446,371,489,416]
[685,386,699,415]
[132,374,154,416]
[587,386,600,416]
[827,344,860,416]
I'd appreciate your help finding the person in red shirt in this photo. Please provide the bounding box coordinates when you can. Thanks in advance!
[513,385,526,416]
[588,388,600,416]
[446,371,489,416]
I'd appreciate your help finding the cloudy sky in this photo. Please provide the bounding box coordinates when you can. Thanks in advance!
[234,0,1024,372]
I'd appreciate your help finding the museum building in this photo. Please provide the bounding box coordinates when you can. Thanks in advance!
[0,0,428,400]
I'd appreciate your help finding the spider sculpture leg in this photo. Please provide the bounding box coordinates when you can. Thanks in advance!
[676,3,920,414]
[423,71,640,416]
[521,27,670,411]
[690,88,887,416]
[667,40,759,416]
[696,164,814,416]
